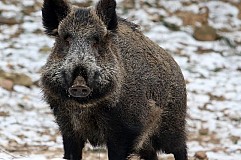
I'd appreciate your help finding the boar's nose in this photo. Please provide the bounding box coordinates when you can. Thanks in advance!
[68,86,91,98]
[68,76,91,98]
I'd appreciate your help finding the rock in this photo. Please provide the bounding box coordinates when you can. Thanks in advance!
[194,151,208,160]
[0,16,22,25]
[233,2,241,19]
[163,21,180,31]
[208,93,226,101]
[199,128,209,135]
[149,14,164,22]
[0,78,14,91]
[209,133,220,144]
[0,70,33,87]
[193,25,219,41]
[123,0,135,9]
[230,135,240,144]
[175,7,209,26]
[161,154,175,160]
[0,111,10,117]
[12,73,33,87]
[39,46,52,53]
[22,6,36,15]
[73,0,92,8]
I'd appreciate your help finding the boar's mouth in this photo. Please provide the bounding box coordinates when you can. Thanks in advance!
[68,76,92,98]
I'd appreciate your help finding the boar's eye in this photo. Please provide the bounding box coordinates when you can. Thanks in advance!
[92,35,100,48]
[62,33,71,44]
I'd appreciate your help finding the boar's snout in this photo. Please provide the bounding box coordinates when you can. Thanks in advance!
[68,76,91,98]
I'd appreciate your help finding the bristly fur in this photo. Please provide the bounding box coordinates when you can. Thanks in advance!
[41,0,188,160]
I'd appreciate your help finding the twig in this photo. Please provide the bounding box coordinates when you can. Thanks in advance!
[0,147,18,159]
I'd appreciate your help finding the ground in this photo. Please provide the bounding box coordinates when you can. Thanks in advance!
[0,0,241,160]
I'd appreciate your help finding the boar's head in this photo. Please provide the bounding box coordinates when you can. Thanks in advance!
[41,0,123,104]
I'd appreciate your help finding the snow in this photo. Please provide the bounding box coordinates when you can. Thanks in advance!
[0,0,241,159]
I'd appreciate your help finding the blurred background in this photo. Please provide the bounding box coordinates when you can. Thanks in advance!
[0,0,240,159]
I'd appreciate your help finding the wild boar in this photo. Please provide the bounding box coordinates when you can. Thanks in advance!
[41,0,187,160]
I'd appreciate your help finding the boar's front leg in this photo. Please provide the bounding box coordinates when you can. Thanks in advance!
[63,135,85,160]
[139,147,158,160]
[172,147,188,160]
[107,141,132,160]
[107,134,134,160]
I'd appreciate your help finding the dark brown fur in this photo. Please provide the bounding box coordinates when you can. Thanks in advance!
[41,0,187,160]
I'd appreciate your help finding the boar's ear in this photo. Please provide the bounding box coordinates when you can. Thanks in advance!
[96,0,118,31]
[42,0,70,36]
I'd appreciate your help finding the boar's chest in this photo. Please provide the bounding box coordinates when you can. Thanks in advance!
[70,108,107,146]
